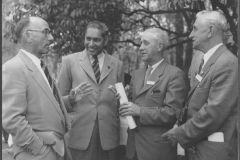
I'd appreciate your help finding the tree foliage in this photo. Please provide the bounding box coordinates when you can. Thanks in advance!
[3,0,125,55]
[2,0,238,71]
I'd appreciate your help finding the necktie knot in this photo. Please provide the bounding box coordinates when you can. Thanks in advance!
[91,55,100,83]
[40,60,45,68]
[92,55,98,61]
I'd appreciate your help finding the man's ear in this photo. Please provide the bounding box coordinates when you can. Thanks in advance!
[22,30,33,43]
[158,42,164,52]
[208,25,214,38]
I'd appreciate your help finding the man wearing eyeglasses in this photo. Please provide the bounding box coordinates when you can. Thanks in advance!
[2,16,70,160]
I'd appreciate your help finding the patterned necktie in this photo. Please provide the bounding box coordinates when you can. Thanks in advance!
[41,60,69,132]
[92,55,101,83]
[40,60,61,105]
[144,66,152,85]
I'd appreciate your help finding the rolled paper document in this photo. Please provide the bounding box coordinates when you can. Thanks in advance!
[115,83,137,129]
[8,134,13,147]
[177,143,185,155]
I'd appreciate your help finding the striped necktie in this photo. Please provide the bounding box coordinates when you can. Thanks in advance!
[40,60,61,105]
[92,55,101,83]
[41,60,69,132]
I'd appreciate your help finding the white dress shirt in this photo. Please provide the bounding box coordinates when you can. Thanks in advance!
[202,43,223,68]
[148,58,164,74]
[21,49,52,90]
[89,50,105,73]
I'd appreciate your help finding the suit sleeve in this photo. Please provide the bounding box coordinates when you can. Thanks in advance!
[57,56,73,111]
[174,59,238,146]
[139,69,188,126]
[2,64,45,155]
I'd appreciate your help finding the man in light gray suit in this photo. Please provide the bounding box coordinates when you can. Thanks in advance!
[119,28,188,160]
[2,16,70,160]
[162,10,238,160]
[58,21,124,160]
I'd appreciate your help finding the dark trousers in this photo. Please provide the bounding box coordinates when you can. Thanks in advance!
[70,119,117,160]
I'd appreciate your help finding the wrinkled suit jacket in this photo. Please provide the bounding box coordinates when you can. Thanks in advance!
[57,50,124,150]
[126,60,188,160]
[2,51,69,159]
[173,45,238,160]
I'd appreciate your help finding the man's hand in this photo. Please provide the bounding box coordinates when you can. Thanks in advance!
[119,102,140,116]
[108,85,120,100]
[69,82,93,103]
[124,84,131,97]
[161,128,178,146]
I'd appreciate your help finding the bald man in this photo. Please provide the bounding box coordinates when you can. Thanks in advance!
[119,28,188,160]
[2,16,70,160]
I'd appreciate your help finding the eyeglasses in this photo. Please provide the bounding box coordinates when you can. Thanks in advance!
[27,28,51,36]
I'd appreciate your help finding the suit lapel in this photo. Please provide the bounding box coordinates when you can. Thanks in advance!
[77,50,97,84]
[99,54,113,84]
[187,45,225,99]
[137,60,167,97]
[18,51,65,121]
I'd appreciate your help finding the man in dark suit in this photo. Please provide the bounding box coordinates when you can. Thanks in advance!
[162,10,238,160]
[57,21,124,160]
[119,28,188,160]
[2,16,70,160]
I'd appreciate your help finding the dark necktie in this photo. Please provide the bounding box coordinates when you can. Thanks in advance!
[40,60,61,105]
[92,55,101,83]
[41,60,69,132]
[144,66,152,85]
[198,57,204,74]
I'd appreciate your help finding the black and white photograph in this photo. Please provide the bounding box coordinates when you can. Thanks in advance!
[2,0,239,160]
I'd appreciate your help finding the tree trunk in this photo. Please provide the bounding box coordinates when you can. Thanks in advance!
[175,13,184,70]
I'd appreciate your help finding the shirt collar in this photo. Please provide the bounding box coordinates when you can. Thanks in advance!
[148,58,164,74]
[21,49,41,67]
[203,43,223,65]
[89,50,105,62]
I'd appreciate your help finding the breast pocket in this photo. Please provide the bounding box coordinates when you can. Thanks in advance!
[146,88,164,105]
[151,89,162,97]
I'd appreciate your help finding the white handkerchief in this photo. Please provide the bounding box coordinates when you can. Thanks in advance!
[146,81,155,85]
[52,139,65,157]
[208,132,224,142]
[177,143,185,155]
[195,74,203,82]
[8,134,13,147]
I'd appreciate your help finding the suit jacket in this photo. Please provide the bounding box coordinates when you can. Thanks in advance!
[2,51,70,159]
[188,51,204,88]
[57,50,124,150]
[173,45,238,160]
[126,60,187,160]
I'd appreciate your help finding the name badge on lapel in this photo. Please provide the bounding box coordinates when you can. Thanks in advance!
[146,81,155,85]
[195,74,203,82]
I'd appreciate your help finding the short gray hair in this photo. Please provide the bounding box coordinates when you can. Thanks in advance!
[196,10,228,31]
[139,28,169,47]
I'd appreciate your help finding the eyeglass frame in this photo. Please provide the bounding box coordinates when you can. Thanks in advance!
[26,28,51,36]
